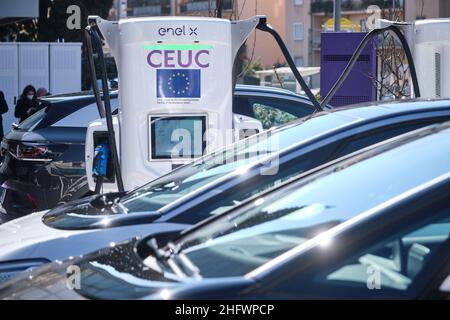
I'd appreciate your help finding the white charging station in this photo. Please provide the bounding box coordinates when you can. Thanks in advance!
[413,19,450,99]
[85,16,263,192]
[376,18,450,99]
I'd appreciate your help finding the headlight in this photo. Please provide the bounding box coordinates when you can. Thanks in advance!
[0,259,49,284]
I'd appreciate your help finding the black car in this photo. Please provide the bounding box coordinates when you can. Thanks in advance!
[0,92,119,219]
[0,85,320,220]
[1,121,449,299]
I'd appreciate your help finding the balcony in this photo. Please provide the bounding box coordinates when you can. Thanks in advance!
[179,0,233,14]
[128,0,171,16]
[310,0,403,15]
[132,5,171,16]
[311,0,334,14]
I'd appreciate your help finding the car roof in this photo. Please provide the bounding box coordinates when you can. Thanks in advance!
[44,85,303,101]
[260,97,450,144]
[41,87,450,123]
[43,85,329,112]
[327,98,450,118]
[300,98,450,124]
[42,90,119,103]
[235,84,306,98]
[43,86,450,113]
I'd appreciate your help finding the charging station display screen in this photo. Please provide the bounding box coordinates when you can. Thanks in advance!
[150,116,206,160]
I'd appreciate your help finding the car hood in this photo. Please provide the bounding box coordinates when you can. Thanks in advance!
[0,238,254,300]
[0,210,188,263]
[0,210,73,260]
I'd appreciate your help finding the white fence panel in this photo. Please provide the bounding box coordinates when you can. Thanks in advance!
[18,43,49,94]
[0,44,19,133]
[49,43,82,95]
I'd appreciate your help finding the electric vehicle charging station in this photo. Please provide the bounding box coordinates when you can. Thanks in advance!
[85,16,265,192]
[84,15,323,194]
[413,19,450,99]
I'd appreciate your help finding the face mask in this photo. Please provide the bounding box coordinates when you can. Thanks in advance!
[27,95,34,101]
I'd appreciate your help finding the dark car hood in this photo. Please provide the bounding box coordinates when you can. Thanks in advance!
[0,238,172,300]
[0,238,253,300]
[42,193,162,230]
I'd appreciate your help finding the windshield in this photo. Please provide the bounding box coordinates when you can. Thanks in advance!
[169,126,450,278]
[118,112,357,213]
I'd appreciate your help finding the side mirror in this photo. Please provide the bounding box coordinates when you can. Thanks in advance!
[12,123,19,130]
[439,274,450,293]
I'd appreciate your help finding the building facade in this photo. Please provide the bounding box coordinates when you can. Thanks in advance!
[284,0,311,68]
[309,0,382,67]
[109,0,450,69]
[238,0,287,68]
[110,0,288,68]
[405,0,450,20]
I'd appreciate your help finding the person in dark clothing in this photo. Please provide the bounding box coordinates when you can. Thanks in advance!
[14,85,40,123]
[0,91,9,140]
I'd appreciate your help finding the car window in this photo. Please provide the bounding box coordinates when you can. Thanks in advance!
[249,98,311,129]
[167,142,342,224]
[331,118,450,158]
[318,212,450,294]
[233,97,255,118]
[167,118,450,224]
[51,100,118,128]
[173,127,450,278]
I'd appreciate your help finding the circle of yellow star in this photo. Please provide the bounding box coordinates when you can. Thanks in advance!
[167,72,190,95]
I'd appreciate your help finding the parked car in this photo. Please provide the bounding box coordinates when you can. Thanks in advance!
[1,121,450,299]
[0,92,119,219]
[0,99,450,283]
[0,85,320,220]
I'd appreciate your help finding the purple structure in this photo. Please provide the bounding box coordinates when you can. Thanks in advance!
[320,32,377,107]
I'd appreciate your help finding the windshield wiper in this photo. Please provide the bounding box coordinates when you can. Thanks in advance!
[166,242,201,279]
[111,197,128,214]
[90,194,129,214]
[146,239,201,279]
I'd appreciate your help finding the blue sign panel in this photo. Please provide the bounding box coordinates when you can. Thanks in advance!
[157,69,201,98]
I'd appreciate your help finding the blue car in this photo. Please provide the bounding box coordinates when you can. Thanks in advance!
[1,120,450,299]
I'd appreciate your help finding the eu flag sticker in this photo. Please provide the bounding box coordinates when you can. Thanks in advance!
[157,69,201,98]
